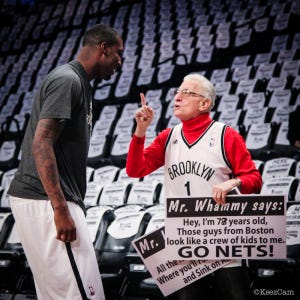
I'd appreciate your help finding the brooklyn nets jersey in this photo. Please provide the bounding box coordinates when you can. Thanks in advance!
[164,121,233,198]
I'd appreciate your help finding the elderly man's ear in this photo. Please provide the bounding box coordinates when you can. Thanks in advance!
[199,99,211,111]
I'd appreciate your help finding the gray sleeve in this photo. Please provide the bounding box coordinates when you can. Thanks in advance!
[39,71,82,120]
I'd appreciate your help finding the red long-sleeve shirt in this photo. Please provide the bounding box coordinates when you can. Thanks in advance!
[126,113,262,194]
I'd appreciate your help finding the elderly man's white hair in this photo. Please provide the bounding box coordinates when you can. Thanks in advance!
[183,73,216,110]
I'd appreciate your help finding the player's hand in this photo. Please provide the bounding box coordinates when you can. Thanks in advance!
[54,205,76,242]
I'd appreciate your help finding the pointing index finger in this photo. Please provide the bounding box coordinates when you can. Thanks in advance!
[140,93,146,107]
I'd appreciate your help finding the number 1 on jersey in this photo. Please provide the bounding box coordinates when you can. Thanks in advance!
[184,181,191,196]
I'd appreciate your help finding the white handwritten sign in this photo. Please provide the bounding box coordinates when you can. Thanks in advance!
[132,226,230,297]
[165,195,286,260]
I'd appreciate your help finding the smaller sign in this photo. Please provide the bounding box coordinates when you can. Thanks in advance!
[132,226,230,297]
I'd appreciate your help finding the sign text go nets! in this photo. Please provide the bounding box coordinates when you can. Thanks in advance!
[165,195,286,260]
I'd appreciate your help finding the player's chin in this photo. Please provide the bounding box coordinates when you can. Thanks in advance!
[103,69,116,81]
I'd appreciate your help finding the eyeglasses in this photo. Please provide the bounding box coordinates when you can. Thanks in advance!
[174,89,206,98]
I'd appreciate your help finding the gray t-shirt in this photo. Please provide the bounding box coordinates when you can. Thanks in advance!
[8,61,93,211]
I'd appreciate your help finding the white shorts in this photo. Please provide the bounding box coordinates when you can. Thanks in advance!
[9,196,105,300]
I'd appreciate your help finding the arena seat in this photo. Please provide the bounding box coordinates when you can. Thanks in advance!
[95,211,151,299]
[261,157,297,182]
[126,181,162,208]
[83,182,103,208]
[86,205,115,247]
[93,165,120,186]
[245,123,279,160]
[260,176,299,202]
[0,222,34,296]
[249,201,300,296]
[0,209,14,250]
[116,167,140,184]
[98,181,132,208]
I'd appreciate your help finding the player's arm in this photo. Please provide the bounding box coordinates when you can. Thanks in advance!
[32,118,76,242]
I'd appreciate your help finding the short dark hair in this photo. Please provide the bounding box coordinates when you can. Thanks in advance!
[82,23,120,47]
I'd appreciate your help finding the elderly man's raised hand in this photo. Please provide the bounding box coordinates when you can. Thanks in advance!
[134,93,154,137]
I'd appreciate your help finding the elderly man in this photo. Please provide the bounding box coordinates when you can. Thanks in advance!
[126,73,262,300]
